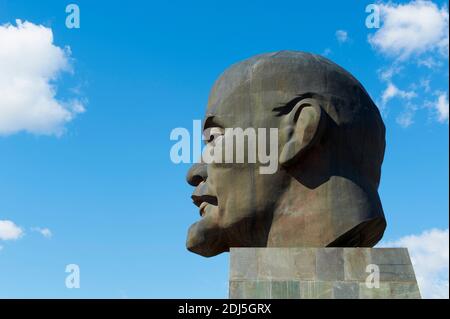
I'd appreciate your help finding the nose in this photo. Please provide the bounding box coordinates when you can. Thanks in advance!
[186,163,208,186]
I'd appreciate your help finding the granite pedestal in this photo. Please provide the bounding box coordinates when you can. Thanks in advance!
[229,248,421,299]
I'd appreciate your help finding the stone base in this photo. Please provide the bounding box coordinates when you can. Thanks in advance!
[229,248,421,299]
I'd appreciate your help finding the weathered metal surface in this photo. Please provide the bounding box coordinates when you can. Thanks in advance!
[186,51,386,257]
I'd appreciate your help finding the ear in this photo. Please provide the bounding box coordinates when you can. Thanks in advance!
[279,98,326,167]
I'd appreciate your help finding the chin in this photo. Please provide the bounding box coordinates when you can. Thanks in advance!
[186,221,227,257]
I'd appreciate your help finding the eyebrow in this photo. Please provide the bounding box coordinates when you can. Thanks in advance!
[272,92,321,116]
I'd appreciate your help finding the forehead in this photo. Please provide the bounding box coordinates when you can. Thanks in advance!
[202,51,361,129]
[204,87,294,130]
[206,55,329,109]
[204,67,308,128]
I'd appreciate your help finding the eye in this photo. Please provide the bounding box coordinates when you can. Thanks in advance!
[205,127,224,144]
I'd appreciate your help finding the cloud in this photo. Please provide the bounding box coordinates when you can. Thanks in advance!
[417,56,442,69]
[335,30,349,43]
[426,91,449,123]
[31,227,52,238]
[396,107,416,127]
[434,91,449,122]
[0,20,84,136]
[378,65,403,82]
[0,220,24,240]
[381,82,417,106]
[370,3,448,127]
[380,228,449,299]
[368,1,449,60]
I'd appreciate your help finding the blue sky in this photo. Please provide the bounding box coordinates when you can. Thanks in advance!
[0,0,448,298]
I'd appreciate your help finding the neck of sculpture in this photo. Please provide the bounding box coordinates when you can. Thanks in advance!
[266,172,385,247]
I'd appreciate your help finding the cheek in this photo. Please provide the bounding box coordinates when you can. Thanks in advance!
[210,165,255,197]
[210,166,278,221]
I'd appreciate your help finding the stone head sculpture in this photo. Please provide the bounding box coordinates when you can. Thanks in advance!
[186,51,386,257]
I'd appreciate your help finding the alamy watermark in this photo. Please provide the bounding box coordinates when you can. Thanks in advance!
[170,120,279,175]
[65,264,80,289]
[365,264,380,289]
[365,4,380,29]
[65,4,80,29]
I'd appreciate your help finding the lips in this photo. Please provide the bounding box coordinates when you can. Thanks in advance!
[191,194,218,218]
[199,202,208,217]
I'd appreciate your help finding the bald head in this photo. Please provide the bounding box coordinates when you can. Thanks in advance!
[208,51,385,188]
[186,51,386,257]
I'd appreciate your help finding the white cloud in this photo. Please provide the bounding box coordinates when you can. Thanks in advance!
[380,228,449,299]
[335,30,349,43]
[417,56,442,69]
[0,20,84,136]
[0,220,24,240]
[31,227,52,238]
[396,108,416,127]
[434,92,449,122]
[426,91,449,123]
[371,2,449,127]
[381,82,417,106]
[378,65,403,82]
[368,1,449,60]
